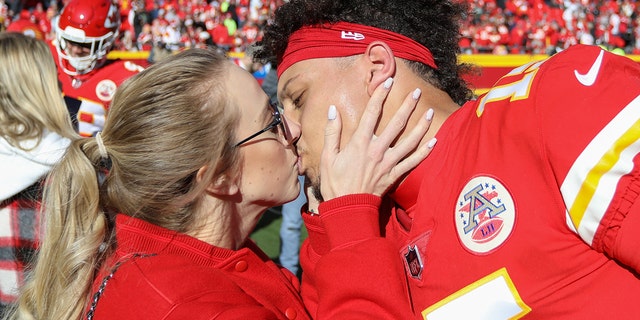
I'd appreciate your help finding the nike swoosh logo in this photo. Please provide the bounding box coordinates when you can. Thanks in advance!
[574,50,604,86]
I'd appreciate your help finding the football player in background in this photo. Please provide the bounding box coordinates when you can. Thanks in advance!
[51,0,144,137]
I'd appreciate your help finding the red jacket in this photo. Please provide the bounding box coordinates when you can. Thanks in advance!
[88,215,310,320]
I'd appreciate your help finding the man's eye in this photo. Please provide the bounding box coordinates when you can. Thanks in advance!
[293,96,303,110]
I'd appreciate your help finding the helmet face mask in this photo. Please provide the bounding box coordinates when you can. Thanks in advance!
[57,36,105,74]
[55,0,120,76]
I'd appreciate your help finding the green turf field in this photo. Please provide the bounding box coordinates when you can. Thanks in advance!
[249,206,308,262]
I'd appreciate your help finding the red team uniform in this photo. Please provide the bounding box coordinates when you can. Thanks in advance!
[51,48,143,137]
[51,0,143,137]
[300,45,640,319]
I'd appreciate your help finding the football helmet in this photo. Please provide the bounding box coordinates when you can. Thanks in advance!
[55,0,120,76]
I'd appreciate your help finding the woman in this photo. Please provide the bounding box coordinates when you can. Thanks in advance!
[7,48,432,319]
[0,32,77,312]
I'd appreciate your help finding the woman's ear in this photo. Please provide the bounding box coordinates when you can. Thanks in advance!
[364,40,397,96]
[197,166,239,196]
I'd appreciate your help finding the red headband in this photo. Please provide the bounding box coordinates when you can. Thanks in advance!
[277,21,437,78]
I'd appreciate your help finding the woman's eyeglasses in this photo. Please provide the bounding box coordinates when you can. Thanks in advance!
[235,101,285,147]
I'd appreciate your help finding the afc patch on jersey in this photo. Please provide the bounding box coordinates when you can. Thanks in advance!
[96,79,117,102]
[455,176,516,255]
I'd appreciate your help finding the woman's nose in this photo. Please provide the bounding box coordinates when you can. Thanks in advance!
[282,114,300,145]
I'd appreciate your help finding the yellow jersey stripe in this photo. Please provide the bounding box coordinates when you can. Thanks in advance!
[562,94,640,244]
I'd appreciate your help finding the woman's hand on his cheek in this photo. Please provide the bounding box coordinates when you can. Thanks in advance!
[320,77,436,200]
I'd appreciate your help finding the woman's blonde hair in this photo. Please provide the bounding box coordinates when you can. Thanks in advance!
[0,32,77,147]
[9,48,239,320]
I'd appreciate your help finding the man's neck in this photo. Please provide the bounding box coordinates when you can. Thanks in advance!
[385,71,461,148]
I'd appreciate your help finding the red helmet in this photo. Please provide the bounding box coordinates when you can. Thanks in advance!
[55,0,120,75]
[6,19,45,40]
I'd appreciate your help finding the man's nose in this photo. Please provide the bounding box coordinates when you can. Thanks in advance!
[67,45,85,57]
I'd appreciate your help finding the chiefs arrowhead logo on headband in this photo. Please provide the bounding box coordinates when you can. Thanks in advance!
[277,21,438,78]
[341,31,365,41]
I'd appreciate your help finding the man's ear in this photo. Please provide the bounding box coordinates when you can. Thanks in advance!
[364,40,396,96]
[197,166,239,196]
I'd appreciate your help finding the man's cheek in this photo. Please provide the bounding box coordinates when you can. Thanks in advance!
[303,120,322,142]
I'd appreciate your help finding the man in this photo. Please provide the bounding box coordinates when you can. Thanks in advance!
[254,0,640,318]
[51,0,144,137]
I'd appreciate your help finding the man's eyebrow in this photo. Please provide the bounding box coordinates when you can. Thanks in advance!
[279,73,302,98]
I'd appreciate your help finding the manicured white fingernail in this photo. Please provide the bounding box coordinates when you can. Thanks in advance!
[412,88,421,100]
[328,105,337,120]
[384,77,394,89]
[426,108,434,121]
[427,137,437,148]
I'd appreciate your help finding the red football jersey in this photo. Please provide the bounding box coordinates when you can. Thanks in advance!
[402,44,640,319]
[50,41,144,137]
[300,44,640,319]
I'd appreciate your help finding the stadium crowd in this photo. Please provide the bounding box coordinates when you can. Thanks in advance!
[462,0,640,55]
[0,0,283,55]
[2,0,640,56]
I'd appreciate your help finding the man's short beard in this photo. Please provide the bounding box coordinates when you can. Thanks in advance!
[311,183,324,202]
